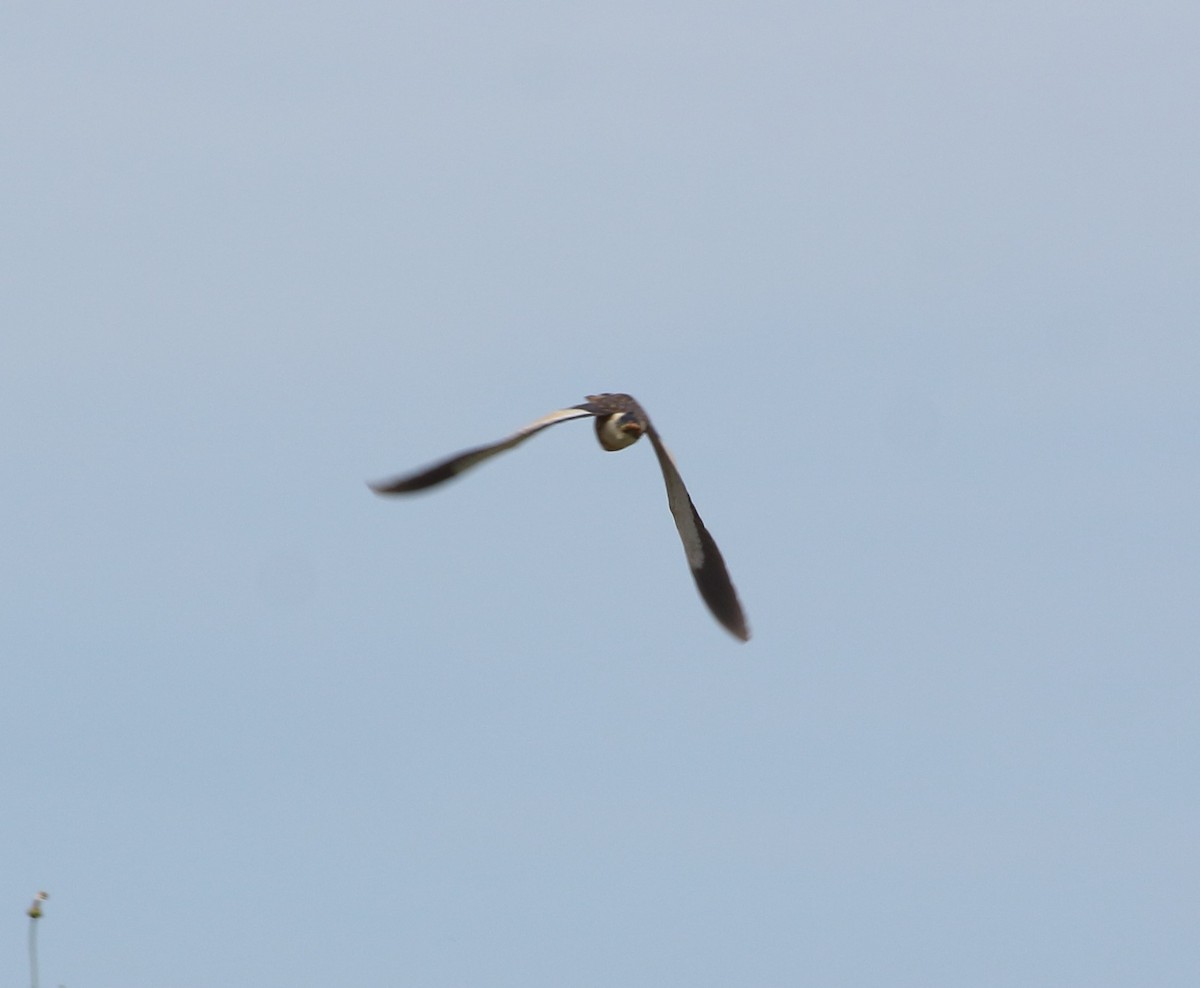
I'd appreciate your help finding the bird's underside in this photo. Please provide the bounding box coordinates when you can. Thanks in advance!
[370,393,749,642]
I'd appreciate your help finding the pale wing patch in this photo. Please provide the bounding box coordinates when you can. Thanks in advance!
[511,407,595,437]
[648,432,705,570]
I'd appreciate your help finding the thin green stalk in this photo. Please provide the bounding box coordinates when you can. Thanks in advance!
[27,892,48,988]
[29,915,40,988]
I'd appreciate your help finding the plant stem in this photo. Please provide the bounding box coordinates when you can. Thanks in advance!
[29,915,41,988]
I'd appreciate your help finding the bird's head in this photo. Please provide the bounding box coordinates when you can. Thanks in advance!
[594,412,646,451]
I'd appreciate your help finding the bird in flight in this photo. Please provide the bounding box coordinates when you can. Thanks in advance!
[370,393,750,641]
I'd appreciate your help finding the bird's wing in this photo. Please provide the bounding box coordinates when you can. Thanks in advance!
[646,427,750,641]
[369,406,595,494]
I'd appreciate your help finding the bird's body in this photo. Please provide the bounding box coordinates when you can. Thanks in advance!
[370,393,749,641]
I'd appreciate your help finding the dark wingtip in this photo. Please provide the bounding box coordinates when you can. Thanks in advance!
[690,528,751,643]
[716,602,751,643]
[368,478,414,496]
[368,460,462,495]
[693,563,751,643]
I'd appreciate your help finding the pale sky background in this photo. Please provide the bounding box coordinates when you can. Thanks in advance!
[4,3,1198,986]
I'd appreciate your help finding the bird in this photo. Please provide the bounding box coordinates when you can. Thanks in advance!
[369,393,750,641]
[27,891,48,919]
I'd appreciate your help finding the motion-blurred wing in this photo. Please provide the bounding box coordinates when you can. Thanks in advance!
[646,427,750,641]
[369,407,595,494]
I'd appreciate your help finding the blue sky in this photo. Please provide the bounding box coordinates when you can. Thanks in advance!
[4,3,1198,985]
